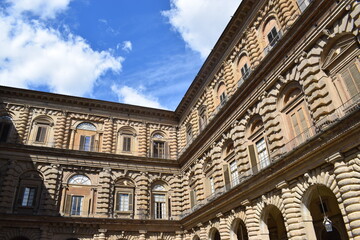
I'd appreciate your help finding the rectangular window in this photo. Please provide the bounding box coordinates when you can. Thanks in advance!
[256,138,270,169]
[79,135,93,151]
[267,27,280,47]
[153,141,165,158]
[230,161,239,186]
[0,122,10,142]
[71,196,83,215]
[35,125,47,142]
[21,187,36,207]
[186,127,192,143]
[117,193,130,211]
[122,136,132,152]
[297,0,312,12]
[154,194,166,219]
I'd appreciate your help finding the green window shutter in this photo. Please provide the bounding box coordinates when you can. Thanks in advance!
[64,195,72,215]
[223,164,230,190]
[115,192,120,211]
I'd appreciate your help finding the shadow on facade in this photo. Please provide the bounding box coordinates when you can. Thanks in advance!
[0,100,56,239]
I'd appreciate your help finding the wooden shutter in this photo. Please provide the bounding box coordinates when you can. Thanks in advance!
[248,144,258,174]
[190,190,195,207]
[83,196,90,216]
[164,142,169,159]
[128,192,133,211]
[17,187,25,205]
[223,164,231,190]
[79,136,85,150]
[64,195,72,216]
[90,136,95,151]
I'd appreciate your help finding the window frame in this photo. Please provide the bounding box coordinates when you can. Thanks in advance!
[151,183,168,220]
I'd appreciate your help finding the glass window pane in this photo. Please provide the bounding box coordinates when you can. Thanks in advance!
[71,196,83,215]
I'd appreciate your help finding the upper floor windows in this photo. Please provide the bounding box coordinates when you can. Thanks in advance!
[151,182,169,219]
[114,178,135,217]
[75,122,98,152]
[186,124,193,144]
[246,117,270,174]
[198,106,208,131]
[297,0,312,12]
[64,174,93,216]
[118,127,136,154]
[0,116,12,143]
[263,18,282,54]
[29,116,54,146]
[279,82,313,145]
[151,132,168,159]
[69,175,91,185]
[216,82,227,108]
[15,171,43,214]
[322,34,360,108]
[237,54,251,84]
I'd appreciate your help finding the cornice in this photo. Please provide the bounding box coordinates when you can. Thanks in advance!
[174,0,263,118]
[0,85,178,122]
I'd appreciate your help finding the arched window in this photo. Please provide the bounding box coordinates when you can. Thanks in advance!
[29,116,54,146]
[322,34,360,108]
[64,174,93,216]
[198,106,208,131]
[118,127,136,154]
[151,182,169,219]
[75,122,98,152]
[0,116,12,143]
[260,205,288,240]
[246,116,270,174]
[15,171,43,213]
[237,54,251,85]
[217,82,227,106]
[221,141,238,189]
[114,178,135,218]
[151,133,168,159]
[279,82,313,146]
[263,17,282,54]
[68,175,91,185]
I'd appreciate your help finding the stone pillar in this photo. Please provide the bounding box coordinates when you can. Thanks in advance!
[244,200,260,240]
[175,231,183,240]
[98,229,107,240]
[102,118,115,153]
[17,105,30,143]
[211,145,224,190]
[327,152,360,239]
[0,160,19,213]
[137,172,150,219]
[54,111,67,148]
[276,181,306,240]
[96,168,112,217]
[218,213,230,240]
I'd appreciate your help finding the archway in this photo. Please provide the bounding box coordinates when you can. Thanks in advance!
[260,205,288,240]
[231,218,248,240]
[302,185,348,240]
[209,227,221,240]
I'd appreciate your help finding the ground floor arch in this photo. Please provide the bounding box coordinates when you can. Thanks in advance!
[260,205,288,240]
[301,184,348,240]
[209,227,221,240]
[230,218,248,240]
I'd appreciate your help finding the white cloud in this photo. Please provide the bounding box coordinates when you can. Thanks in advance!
[5,0,73,19]
[122,41,132,52]
[111,85,165,109]
[162,0,241,59]
[0,4,123,97]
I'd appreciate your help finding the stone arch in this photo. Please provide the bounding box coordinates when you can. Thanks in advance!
[229,212,249,240]
[301,184,348,240]
[291,168,347,239]
[259,204,288,240]
[253,193,288,239]
[208,227,221,240]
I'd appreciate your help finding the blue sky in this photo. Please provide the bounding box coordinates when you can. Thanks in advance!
[0,0,240,110]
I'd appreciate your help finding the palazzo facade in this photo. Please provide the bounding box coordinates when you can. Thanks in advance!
[0,0,359,239]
